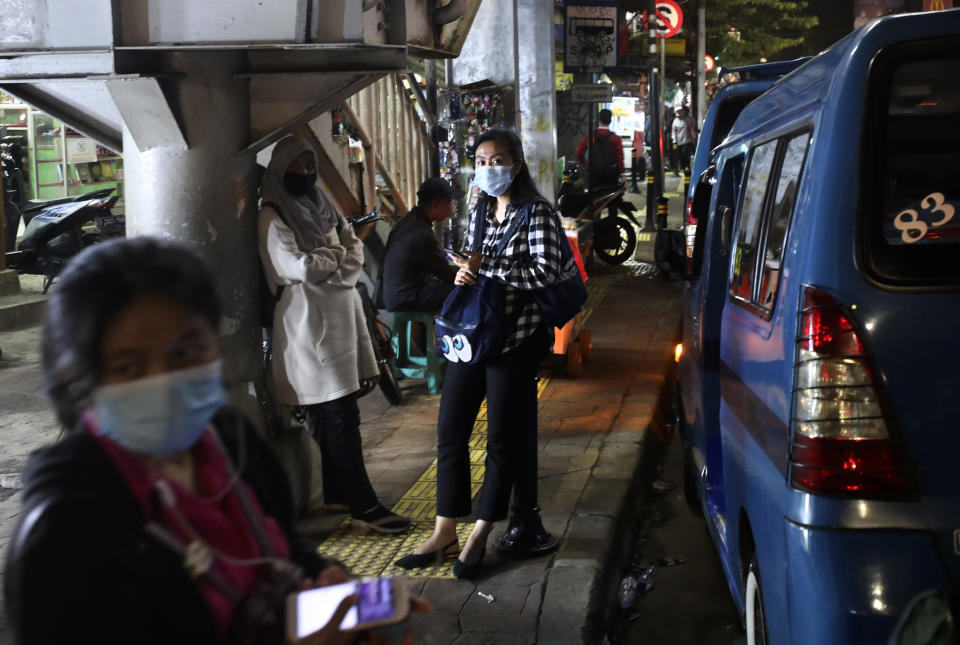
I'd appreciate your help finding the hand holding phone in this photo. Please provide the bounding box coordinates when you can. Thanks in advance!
[287,578,410,641]
[351,211,381,228]
[445,248,468,260]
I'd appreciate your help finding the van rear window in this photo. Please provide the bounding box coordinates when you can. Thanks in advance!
[867,52,960,286]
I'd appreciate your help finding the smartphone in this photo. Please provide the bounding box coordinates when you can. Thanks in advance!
[445,248,468,260]
[351,211,381,227]
[286,578,410,640]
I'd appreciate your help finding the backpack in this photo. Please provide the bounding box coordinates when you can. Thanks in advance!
[258,200,285,329]
[588,130,620,186]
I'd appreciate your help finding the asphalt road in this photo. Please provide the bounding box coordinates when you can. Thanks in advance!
[613,436,745,645]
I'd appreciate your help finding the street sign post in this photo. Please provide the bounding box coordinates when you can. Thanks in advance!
[564,1,619,73]
[571,83,614,104]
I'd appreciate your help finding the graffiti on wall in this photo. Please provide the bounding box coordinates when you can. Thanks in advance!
[557,94,592,159]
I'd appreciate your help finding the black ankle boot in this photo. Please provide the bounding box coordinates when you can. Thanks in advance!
[494,506,558,558]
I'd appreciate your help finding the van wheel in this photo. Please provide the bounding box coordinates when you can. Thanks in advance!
[745,555,769,645]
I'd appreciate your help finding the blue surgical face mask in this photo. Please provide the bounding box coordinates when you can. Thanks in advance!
[93,361,227,457]
[474,165,514,196]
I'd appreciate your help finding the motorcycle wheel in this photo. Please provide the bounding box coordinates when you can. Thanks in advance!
[595,216,637,265]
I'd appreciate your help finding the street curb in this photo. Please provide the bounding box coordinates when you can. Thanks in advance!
[538,426,667,644]
[0,295,46,331]
[539,328,681,644]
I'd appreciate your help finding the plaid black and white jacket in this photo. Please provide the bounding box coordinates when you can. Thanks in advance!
[463,197,575,352]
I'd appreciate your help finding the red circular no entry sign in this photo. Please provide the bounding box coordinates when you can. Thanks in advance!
[656,0,684,39]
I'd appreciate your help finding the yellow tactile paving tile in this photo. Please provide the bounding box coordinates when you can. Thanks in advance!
[316,270,628,578]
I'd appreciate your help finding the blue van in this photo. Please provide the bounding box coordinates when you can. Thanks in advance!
[683,58,809,268]
[675,9,960,644]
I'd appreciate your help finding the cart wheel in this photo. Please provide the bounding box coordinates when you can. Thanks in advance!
[578,329,592,362]
[567,340,583,378]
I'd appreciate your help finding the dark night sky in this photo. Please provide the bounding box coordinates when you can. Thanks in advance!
[783,0,856,56]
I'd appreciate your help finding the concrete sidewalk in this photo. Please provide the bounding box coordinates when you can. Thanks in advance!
[0,178,687,643]
[346,264,683,644]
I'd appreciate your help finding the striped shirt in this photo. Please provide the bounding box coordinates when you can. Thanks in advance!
[463,197,574,351]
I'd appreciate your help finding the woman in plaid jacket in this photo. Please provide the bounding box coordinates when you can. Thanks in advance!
[396,129,572,578]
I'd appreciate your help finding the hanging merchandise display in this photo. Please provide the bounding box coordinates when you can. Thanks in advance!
[437,87,513,249]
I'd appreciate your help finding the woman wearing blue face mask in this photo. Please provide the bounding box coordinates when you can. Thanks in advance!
[258,136,410,535]
[395,129,569,578]
[4,238,424,645]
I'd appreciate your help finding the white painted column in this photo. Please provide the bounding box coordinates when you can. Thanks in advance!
[517,0,559,204]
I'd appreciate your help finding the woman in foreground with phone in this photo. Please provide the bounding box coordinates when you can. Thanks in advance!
[395,129,566,578]
[4,237,425,644]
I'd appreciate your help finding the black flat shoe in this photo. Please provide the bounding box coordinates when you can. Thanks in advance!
[352,505,412,534]
[394,539,459,569]
[494,507,559,558]
[453,540,487,580]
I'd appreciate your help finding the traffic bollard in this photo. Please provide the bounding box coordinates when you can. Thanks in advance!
[656,196,668,230]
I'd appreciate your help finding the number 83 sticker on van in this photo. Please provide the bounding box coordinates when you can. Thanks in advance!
[888,190,957,244]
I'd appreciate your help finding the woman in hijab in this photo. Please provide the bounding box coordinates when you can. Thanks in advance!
[258,135,410,534]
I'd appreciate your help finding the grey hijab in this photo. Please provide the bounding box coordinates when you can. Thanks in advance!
[261,135,340,251]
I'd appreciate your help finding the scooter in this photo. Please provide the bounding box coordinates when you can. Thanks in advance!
[4,188,124,292]
[2,139,29,253]
[557,161,642,265]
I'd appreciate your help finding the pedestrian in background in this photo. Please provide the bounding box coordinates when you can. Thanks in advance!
[671,106,696,176]
[576,108,625,187]
[395,128,563,579]
[5,237,430,644]
[258,135,411,534]
[631,102,646,193]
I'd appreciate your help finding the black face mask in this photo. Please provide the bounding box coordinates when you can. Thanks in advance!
[283,172,316,197]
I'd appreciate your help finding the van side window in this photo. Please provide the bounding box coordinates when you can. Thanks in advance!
[730,141,777,302]
[758,133,809,312]
[715,156,745,257]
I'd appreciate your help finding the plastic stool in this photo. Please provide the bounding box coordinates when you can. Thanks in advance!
[391,311,444,394]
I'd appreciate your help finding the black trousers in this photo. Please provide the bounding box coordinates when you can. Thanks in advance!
[306,394,378,514]
[436,328,547,522]
[631,150,646,187]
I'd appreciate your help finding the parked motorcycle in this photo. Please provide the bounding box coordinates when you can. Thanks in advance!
[2,138,30,252]
[557,161,642,265]
[4,188,124,292]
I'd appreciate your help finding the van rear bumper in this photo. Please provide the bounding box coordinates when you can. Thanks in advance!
[783,519,955,644]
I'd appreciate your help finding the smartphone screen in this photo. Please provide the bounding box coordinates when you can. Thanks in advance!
[445,248,467,259]
[295,580,396,637]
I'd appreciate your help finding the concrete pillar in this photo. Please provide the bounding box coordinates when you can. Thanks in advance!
[450,0,558,203]
[517,0,558,204]
[121,52,260,397]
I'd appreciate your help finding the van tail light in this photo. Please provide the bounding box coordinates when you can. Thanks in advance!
[684,198,696,225]
[684,198,697,269]
[789,287,913,498]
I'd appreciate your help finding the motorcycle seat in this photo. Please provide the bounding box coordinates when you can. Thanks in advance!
[558,192,591,219]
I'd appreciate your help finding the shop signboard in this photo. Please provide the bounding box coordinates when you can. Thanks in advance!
[610,96,642,138]
[664,39,686,56]
[571,83,614,104]
[564,0,619,73]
